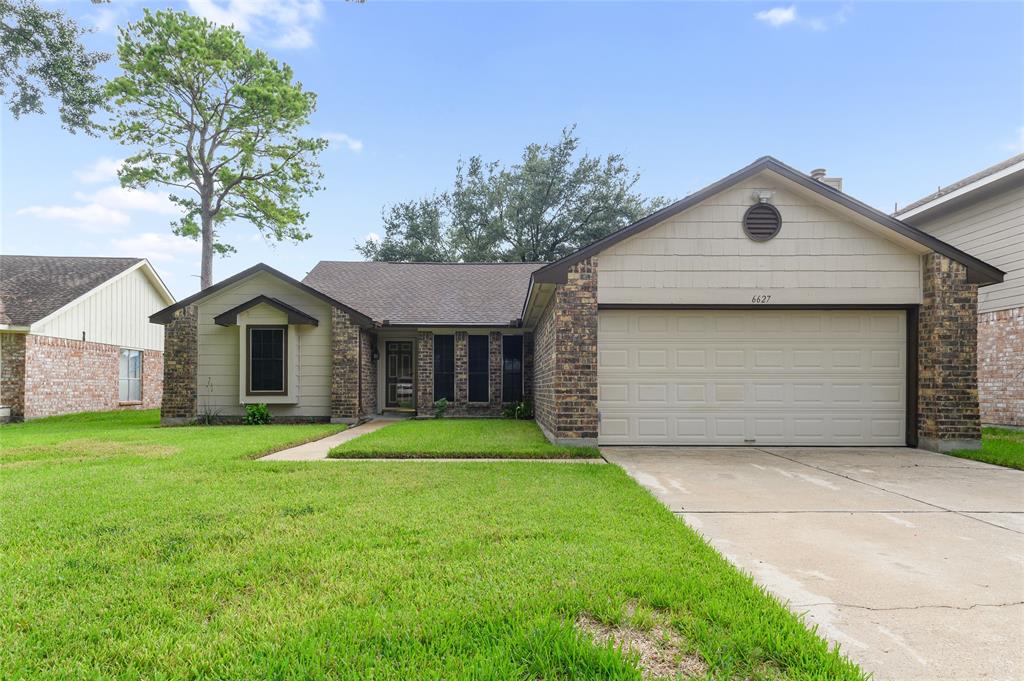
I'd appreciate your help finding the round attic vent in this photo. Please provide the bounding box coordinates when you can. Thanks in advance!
[743,203,782,242]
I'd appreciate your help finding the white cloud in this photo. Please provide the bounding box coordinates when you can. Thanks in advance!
[74,157,124,184]
[324,132,364,153]
[755,4,852,31]
[17,204,130,233]
[73,186,180,216]
[755,6,797,28]
[187,0,324,49]
[110,232,201,263]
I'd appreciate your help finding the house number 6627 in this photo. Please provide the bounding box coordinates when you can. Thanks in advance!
[751,294,772,304]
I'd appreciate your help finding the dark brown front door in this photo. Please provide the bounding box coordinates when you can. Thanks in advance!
[385,341,414,409]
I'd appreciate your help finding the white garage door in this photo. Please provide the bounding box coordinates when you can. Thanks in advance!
[597,309,907,446]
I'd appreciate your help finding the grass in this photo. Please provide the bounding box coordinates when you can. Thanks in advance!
[949,426,1024,470]
[0,410,865,680]
[328,418,602,459]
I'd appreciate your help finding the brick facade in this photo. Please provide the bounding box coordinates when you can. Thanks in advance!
[0,332,26,421]
[161,305,198,424]
[918,254,982,451]
[330,307,362,423]
[359,329,378,418]
[416,330,434,416]
[533,258,599,444]
[978,306,1024,427]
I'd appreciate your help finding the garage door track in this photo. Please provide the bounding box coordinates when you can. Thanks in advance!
[603,446,1024,681]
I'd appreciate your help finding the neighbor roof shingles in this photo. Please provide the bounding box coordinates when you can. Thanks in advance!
[0,255,142,326]
[303,261,544,325]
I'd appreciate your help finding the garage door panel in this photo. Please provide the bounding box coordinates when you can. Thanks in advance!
[598,310,906,446]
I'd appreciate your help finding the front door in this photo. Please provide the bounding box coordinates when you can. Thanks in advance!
[385,341,415,409]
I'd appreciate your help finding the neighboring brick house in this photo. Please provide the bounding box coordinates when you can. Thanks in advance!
[0,256,174,422]
[896,154,1023,428]
[152,157,1004,452]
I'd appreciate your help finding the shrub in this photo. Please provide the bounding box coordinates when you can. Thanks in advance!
[243,403,272,425]
[433,398,449,419]
[503,399,533,420]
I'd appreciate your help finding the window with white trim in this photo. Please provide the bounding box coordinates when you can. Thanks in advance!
[119,349,142,402]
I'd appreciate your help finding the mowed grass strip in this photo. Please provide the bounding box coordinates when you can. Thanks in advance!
[950,427,1024,470]
[1,411,864,679]
[329,418,602,459]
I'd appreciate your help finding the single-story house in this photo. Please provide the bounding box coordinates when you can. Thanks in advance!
[0,256,174,422]
[895,153,1023,427]
[151,157,1004,452]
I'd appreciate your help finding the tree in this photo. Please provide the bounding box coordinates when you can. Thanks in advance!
[106,9,327,289]
[357,127,668,263]
[0,0,108,133]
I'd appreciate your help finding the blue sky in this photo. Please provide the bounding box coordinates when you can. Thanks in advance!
[2,1,1022,298]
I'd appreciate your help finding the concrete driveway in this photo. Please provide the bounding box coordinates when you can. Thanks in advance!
[602,446,1024,681]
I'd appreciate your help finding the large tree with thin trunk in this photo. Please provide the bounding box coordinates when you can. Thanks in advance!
[0,0,108,133]
[357,127,668,263]
[106,9,327,289]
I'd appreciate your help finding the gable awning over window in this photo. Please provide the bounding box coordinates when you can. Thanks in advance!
[213,295,318,327]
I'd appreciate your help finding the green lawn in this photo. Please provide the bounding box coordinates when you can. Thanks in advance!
[0,410,864,679]
[949,426,1024,470]
[329,418,602,459]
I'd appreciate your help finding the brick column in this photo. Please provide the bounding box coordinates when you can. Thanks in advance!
[918,253,981,452]
[330,308,360,423]
[161,305,197,425]
[416,331,433,416]
[0,332,26,422]
[489,331,502,406]
[359,329,378,417]
[454,331,468,406]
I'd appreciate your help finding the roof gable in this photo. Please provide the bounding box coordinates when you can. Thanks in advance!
[0,255,163,327]
[213,295,319,327]
[531,156,1004,286]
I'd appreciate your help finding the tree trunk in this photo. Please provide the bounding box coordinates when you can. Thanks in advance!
[200,192,214,289]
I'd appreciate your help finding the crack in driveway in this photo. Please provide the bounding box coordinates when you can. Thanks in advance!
[794,600,1024,612]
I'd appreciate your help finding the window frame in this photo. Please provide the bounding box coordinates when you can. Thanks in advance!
[246,325,288,396]
[118,348,143,404]
[433,334,455,402]
[467,334,489,403]
[501,335,524,403]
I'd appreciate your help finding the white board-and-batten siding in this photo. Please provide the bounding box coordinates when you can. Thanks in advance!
[196,271,332,418]
[598,175,925,305]
[31,265,168,351]
[908,183,1024,313]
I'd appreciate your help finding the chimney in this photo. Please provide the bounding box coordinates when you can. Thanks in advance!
[810,167,843,191]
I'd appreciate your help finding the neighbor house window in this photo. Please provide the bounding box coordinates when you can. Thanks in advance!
[119,348,142,402]
[433,334,455,402]
[247,326,287,394]
[468,335,489,403]
[502,335,523,403]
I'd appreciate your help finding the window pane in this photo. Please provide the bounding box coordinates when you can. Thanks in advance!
[502,335,523,403]
[129,379,141,402]
[433,334,454,402]
[119,378,129,402]
[250,328,285,392]
[119,349,129,380]
[129,350,141,379]
[468,335,488,402]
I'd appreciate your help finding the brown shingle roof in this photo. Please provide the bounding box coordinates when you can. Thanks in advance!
[303,261,545,326]
[0,255,142,326]
[895,153,1024,216]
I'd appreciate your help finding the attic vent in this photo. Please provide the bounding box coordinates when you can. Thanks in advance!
[743,203,782,242]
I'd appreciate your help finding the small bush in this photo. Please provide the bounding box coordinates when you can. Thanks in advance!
[243,403,272,425]
[433,398,449,419]
[503,399,533,420]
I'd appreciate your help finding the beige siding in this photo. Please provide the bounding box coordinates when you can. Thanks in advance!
[598,174,924,305]
[196,271,332,418]
[31,265,168,350]
[910,184,1024,312]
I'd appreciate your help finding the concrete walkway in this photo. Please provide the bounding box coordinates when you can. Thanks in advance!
[260,418,397,461]
[603,446,1024,681]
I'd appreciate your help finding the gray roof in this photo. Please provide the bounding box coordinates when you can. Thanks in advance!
[303,261,545,325]
[0,255,142,326]
[895,153,1024,216]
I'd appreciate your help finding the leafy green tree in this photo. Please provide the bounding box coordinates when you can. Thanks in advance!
[0,0,108,133]
[106,9,327,289]
[358,127,668,263]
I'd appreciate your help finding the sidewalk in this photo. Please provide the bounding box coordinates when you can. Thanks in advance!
[260,418,398,461]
